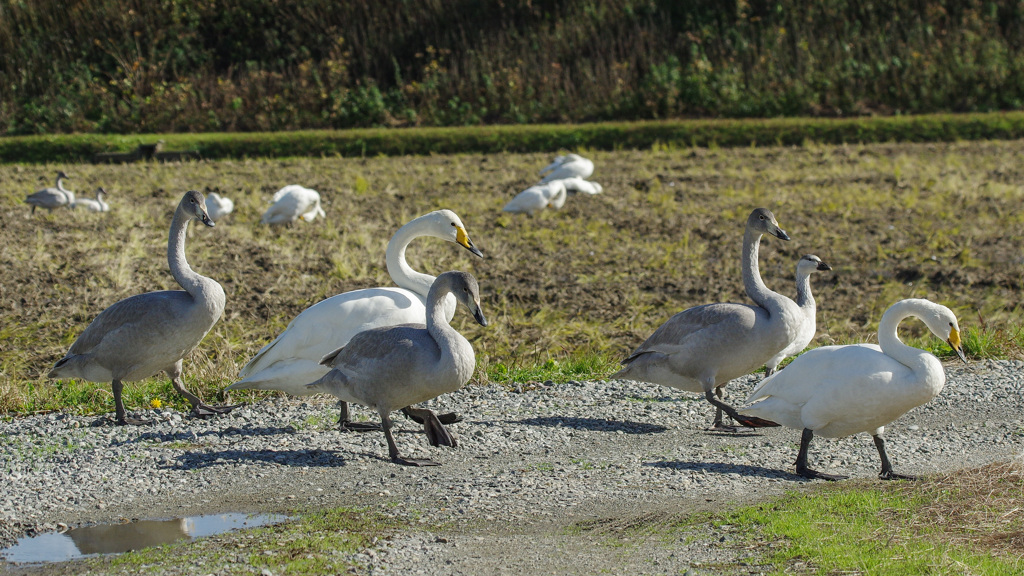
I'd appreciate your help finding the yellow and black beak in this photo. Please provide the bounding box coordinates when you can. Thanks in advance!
[947,327,968,364]
[456,227,484,258]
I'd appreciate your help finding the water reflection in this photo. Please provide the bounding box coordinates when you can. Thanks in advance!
[1,513,288,564]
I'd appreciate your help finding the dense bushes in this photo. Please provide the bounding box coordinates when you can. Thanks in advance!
[1,1,1023,135]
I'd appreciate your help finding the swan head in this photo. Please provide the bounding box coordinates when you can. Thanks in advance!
[95,187,108,199]
[437,270,488,327]
[183,190,215,228]
[747,207,790,241]
[910,299,968,364]
[797,254,831,276]
[428,209,484,258]
[56,171,70,180]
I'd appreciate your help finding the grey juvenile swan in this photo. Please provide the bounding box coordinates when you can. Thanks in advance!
[49,191,236,425]
[25,171,75,213]
[763,254,832,376]
[307,271,488,466]
[613,208,799,431]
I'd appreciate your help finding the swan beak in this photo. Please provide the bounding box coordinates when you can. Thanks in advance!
[817,261,832,271]
[473,303,488,327]
[771,226,791,241]
[456,227,484,258]
[201,212,215,227]
[947,327,968,363]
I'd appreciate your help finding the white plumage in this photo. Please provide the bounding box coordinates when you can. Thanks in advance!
[205,192,234,221]
[261,185,325,225]
[502,181,568,215]
[743,298,967,481]
[73,188,110,213]
[559,176,603,195]
[538,153,594,183]
[763,254,832,376]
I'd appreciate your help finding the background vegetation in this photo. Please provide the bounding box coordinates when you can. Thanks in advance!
[2,0,1024,136]
[1,140,1022,416]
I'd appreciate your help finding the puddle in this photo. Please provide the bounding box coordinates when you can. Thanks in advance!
[1,513,289,564]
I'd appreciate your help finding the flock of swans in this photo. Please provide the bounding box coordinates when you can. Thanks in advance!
[36,153,968,479]
[502,153,603,216]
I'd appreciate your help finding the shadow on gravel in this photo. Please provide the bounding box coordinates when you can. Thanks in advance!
[112,425,300,447]
[167,448,346,470]
[647,460,795,480]
[515,417,668,434]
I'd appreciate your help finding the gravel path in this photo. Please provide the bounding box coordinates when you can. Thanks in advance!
[1,360,1021,575]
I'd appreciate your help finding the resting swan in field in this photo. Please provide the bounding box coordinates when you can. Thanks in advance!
[743,298,967,481]
[612,208,798,431]
[261,185,325,225]
[763,254,832,376]
[205,192,234,221]
[538,153,594,183]
[308,271,488,466]
[229,210,483,430]
[502,181,568,215]
[49,191,235,425]
[26,171,75,213]
[73,188,110,213]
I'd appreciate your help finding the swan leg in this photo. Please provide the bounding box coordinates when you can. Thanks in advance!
[382,412,440,467]
[704,389,779,430]
[337,401,380,432]
[400,405,463,426]
[795,428,847,481]
[167,362,240,418]
[110,379,149,426]
[401,407,458,448]
[873,434,916,481]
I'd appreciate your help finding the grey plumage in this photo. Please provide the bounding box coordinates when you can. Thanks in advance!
[25,171,75,213]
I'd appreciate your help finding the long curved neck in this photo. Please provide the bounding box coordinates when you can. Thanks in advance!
[877,301,933,373]
[742,228,778,309]
[168,208,205,296]
[795,270,814,309]
[386,219,435,298]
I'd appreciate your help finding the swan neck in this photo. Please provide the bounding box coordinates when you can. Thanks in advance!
[386,219,435,298]
[877,302,930,370]
[741,228,774,307]
[168,207,204,296]
[795,270,814,309]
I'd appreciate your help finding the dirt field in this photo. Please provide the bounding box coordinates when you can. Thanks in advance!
[1,140,1023,409]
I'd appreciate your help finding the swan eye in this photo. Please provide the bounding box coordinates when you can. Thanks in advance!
[450,222,456,227]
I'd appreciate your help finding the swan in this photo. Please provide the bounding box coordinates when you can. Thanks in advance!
[229,210,483,428]
[538,153,594,183]
[73,188,110,213]
[502,181,568,215]
[261,185,325,225]
[205,192,234,221]
[612,208,798,431]
[743,298,967,481]
[308,270,488,466]
[763,254,832,376]
[560,177,603,195]
[25,171,75,213]
[48,191,236,425]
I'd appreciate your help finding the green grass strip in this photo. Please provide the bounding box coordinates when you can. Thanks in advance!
[5,111,1024,164]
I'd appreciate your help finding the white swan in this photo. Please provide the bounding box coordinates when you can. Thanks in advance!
[229,210,483,401]
[502,181,568,215]
[25,171,75,213]
[205,192,234,221]
[73,188,110,213]
[308,270,488,466]
[763,254,832,376]
[539,153,594,183]
[48,191,236,425]
[261,185,325,225]
[612,208,798,431]
[560,177,603,195]
[743,298,967,481]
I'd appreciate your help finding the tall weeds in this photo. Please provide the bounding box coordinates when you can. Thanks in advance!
[1,0,1023,135]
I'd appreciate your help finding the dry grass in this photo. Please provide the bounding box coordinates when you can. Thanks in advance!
[1,139,1023,415]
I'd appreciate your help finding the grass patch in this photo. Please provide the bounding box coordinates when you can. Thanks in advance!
[714,462,1024,575]
[105,507,400,575]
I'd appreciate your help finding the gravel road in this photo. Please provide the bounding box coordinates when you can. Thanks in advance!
[2,360,1021,575]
